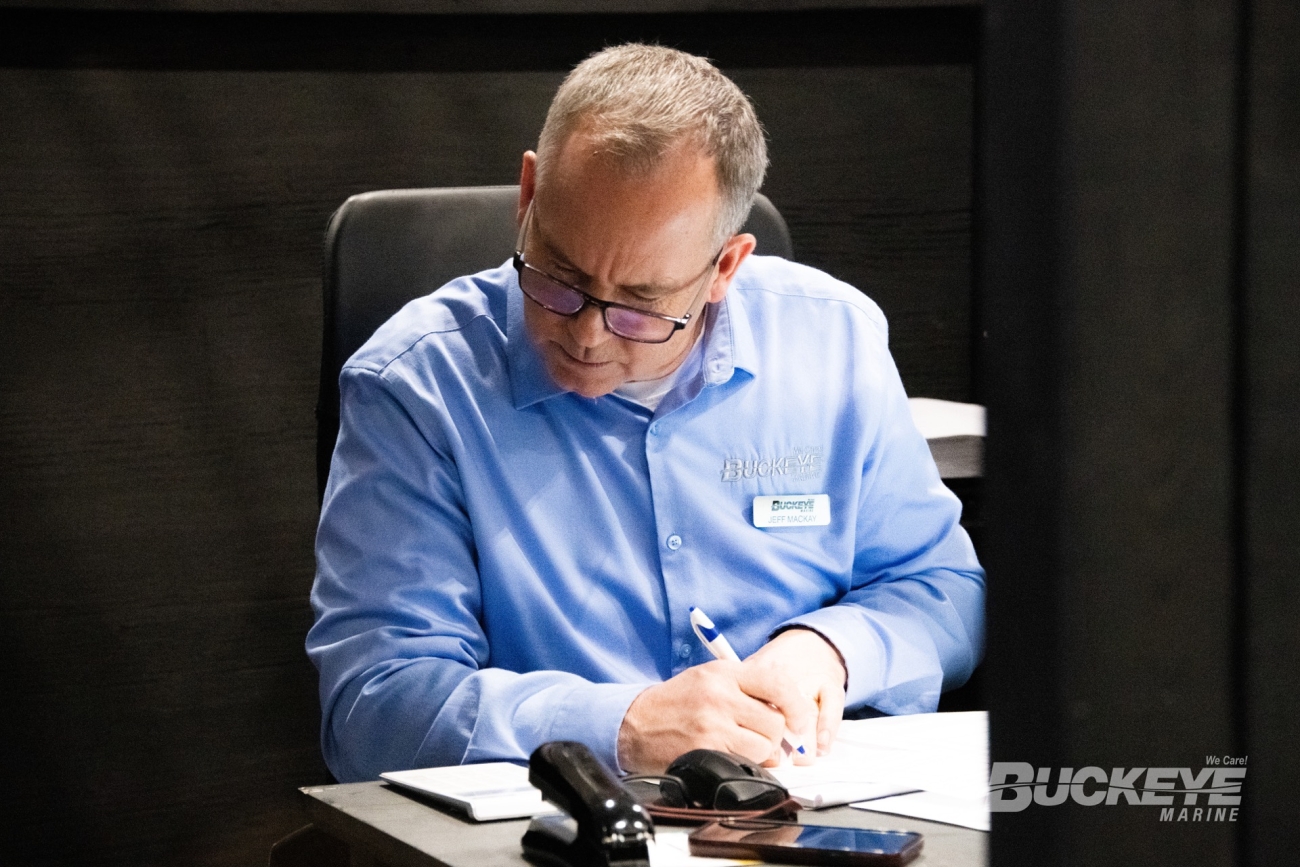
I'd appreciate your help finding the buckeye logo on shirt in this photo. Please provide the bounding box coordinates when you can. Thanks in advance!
[719,447,822,482]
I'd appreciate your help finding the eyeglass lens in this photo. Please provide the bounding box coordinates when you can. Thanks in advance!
[517,266,680,343]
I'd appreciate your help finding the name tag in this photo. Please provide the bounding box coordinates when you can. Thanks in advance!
[752,494,831,528]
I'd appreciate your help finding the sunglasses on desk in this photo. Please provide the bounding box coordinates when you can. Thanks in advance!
[622,773,799,825]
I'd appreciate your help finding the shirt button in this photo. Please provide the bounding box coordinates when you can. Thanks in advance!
[666,534,682,550]
[678,642,692,658]
[649,423,660,435]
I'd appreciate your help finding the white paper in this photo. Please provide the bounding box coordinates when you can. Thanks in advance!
[769,768,917,809]
[767,711,989,829]
[771,712,987,803]
[832,711,989,801]
[381,762,558,821]
[648,830,759,867]
[854,791,991,832]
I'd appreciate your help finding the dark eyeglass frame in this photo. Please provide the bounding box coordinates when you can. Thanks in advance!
[623,773,789,812]
[513,201,724,345]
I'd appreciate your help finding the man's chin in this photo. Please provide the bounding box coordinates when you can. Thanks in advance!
[547,363,620,399]
[571,383,617,399]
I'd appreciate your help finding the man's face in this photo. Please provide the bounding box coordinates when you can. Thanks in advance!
[516,132,753,398]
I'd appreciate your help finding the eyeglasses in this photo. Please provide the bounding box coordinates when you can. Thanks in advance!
[513,202,723,344]
[623,774,790,813]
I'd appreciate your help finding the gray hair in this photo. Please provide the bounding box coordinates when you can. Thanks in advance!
[535,43,769,249]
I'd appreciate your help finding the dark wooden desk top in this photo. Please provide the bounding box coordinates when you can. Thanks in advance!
[302,781,987,867]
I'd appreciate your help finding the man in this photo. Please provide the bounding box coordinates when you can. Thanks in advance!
[308,44,984,783]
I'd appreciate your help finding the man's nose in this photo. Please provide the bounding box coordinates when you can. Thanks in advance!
[568,303,612,348]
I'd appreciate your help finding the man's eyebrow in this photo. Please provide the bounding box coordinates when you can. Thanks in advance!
[533,227,679,298]
[533,231,581,275]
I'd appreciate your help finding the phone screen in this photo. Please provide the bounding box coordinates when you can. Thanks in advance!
[690,818,924,865]
[783,825,917,854]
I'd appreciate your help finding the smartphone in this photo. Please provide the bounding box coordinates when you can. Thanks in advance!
[689,817,923,866]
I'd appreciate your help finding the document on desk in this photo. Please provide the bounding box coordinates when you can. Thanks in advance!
[769,762,916,808]
[838,710,989,831]
[380,762,559,822]
[649,830,757,867]
[764,711,989,830]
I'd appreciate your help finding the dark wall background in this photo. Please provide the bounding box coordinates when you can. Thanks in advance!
[0,4,977,865]
[981,0,1299,866]
[7,2,1295,866]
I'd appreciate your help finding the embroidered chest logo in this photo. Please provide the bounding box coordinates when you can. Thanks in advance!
[720,448,823,482]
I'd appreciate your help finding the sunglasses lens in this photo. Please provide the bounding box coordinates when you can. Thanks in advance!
[713,780,787,811]
[658,778,689,807]
[624,776,689,808]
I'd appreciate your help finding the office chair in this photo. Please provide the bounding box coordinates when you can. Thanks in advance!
[316,186,793,501]
[292,188,790,867]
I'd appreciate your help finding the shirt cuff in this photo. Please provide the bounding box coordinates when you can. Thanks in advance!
[532,681,648,775]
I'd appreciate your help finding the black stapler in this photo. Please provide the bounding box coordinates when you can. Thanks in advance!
[521,741,653,867]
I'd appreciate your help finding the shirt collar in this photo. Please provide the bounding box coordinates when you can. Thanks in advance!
[701,281,758,386]
[506,270,569,409]
[505,264,760,410]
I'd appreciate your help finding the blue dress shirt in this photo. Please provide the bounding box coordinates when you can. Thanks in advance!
[308,255,985,782]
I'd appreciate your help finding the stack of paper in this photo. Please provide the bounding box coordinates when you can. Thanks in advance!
[381,762,559,821]
[770,764,916,809]
[769,711,989,830]
[842,711,989,831]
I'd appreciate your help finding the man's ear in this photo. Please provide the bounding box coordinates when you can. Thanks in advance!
[517,151,537,226]
[708,232,757,303]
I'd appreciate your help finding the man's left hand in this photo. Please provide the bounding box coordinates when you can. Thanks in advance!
[740,628,848,760]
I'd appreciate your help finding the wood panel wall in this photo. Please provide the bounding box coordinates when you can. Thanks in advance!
[0,5,977,864]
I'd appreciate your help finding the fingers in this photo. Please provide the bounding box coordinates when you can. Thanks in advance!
[815,680,845,755]
[729,683,790,743]
[734,664,818,761]
[616,627,851,774]
[617,660,786,773]
[737,628,849,763]
[725,720,787,767]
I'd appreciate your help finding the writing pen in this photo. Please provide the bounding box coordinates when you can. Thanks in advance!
[688,605,808,758]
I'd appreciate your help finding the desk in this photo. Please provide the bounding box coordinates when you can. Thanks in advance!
[301,781,987,867]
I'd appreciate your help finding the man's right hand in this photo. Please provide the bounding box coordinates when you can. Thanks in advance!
[615,659,819,774]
